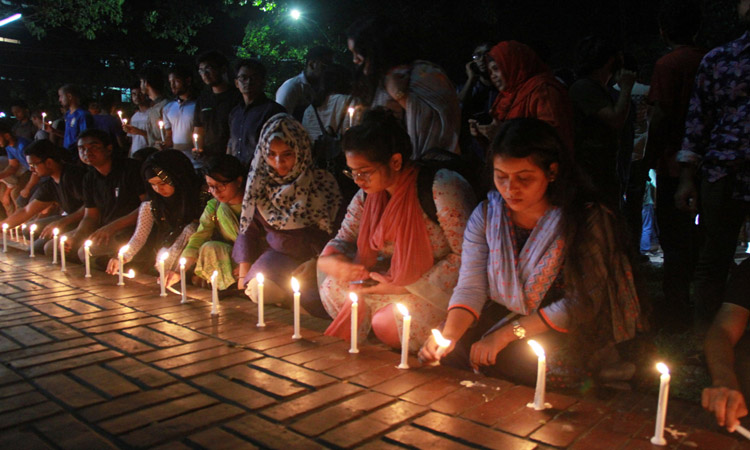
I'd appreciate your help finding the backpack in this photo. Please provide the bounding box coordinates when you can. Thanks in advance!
[311,106,358,204]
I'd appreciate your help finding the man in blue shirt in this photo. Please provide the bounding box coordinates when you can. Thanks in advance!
[0,122,38,215]
[56,84,94,158]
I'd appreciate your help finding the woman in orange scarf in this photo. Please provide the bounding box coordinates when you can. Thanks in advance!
[318,109,476,351]
[470,41,574,152]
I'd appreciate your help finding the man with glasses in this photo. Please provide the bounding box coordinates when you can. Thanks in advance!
[60,129,145,263]
[228,59,285,166]
[457,43,497,121]
[193,50,242,165]
[2,140,86,254]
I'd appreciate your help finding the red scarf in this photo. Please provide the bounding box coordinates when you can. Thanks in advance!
[489,41,551,121]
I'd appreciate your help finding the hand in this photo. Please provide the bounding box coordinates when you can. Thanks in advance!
[19,188,30,199]
[122,123,133,134]
[237,277,246,290]
[105,257,120,275]
[40,222,62,239]
[418,331,457,364]
[291,258,317,283]
[618,69,636,92]
[164,270,180,288]
[674,177,698,213]
[465,61,479,81]
[353,272,409,295]
[89,226,115,247]
[702,386,748,431]
[469,330,509,371]
[318,254,369,282]
[475,120,500,141]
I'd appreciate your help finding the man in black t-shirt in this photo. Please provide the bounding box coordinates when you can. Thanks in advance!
[63,129,145,263]
[1,140,86,254]
[702,257,750,432]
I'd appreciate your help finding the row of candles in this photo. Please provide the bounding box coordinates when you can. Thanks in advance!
[3,224,749,443]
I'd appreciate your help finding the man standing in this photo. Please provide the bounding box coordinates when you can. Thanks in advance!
[228,59,286,166]
[193,51,241,165]
[10,101,35,141]
[122,84,152,156]
[56,84,94,156]
[163,65,197,163]
[138,66,169,147]
[675,0,750,319]
[275,46,333,120]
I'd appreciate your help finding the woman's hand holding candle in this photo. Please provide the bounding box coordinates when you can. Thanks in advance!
[105,257,121,275]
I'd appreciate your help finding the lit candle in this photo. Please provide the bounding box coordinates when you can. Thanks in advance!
[52,228,59,264]
[21,224,27,245]
[59,236,67,272]
[291,277,301,339]
[117,110,123,123]
[122,118,128,125]
[256,273,265,327]
[28,224,37,257]
[348,106,355,128]
[651,362,671,446]
[83,240,92,277]
[158,251,169,297]
[431,329,452,360]
[192,132,199,150]
[527,340,550,410]
[396,303,410,369]
[41,112,47,124]
[179,257,187,304]
[158,120,165,141]
[125,269,136,279]
[210,270,219,315]
[117,244,129,285]
[349,292,359,353]
[2,223,7,253]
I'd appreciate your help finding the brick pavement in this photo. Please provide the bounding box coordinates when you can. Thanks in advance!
[0,244,746,449]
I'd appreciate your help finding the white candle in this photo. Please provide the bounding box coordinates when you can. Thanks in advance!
[431,329,451,361]
[735,425,750,440]
[117,244,129,285]
[158,120,165,141]
[527,340,550,410]
[122,118,128,125]
[125,269,136,279]
[59,236,67,272]
[117,110,123,123]
[651,363,671,446]
[349,292,359,353]
[291,277,301,339]
[396,303,410,369]
[210,270,219,315]
[179,257,187,304]
[28,224,37,257]
[348,106,355,128]
[13,225,19,241]
[2,223,7,253]
[192,132,199,150]
[21,224,27,245]
[158,251,168,297]
[83,240,92,277]
[52,228,59,263]
[41,112,47,124]
[256,273,265,327]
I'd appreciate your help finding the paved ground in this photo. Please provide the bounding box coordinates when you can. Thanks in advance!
[0,243,747,449]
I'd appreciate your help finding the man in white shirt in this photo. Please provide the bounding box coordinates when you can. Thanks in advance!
[163,65,197,163]
[275,46,333,120]
[122,84,152,156]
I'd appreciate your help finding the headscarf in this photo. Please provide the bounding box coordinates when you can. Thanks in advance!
[489,41,552,121]
[239,113,342,234]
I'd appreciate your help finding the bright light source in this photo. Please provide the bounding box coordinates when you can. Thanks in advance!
[290,9,301,20]
[0,13,22,28]
[656,362,669,375]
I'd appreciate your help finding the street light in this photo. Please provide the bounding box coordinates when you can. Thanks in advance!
[0,13,22,28]
[287,8,330,44]
[289,9,301,20]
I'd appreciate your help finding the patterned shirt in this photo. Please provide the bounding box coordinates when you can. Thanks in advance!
[677,32,750,201]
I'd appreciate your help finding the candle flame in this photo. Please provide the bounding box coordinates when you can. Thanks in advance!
[431,329,451,348]
[159,251,169,262]
[84,239,92,248]
[60,235,67,242]
[21,224,27,230]
[118,244,129,255]
[179,257,186,266]
[2,223,7,230]
[29,224,37,232]
[348,106,355,114]
[396,303,409,317]
[125,269,136,278]
[349,292,358,304]
[211,270,218,282]
[52,227,59,236]
[528,339,545,358]
[158,120,164,128]
[656,362,669,375]
[123,118,128,125]
[291,276,300,293]
[193,133,198,140]
[256,272,264,284]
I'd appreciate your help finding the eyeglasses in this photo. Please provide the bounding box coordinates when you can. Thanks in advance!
[472,52,486,61]
[342,166,380,183]
[207,181,230,193]
[27,158,47,168]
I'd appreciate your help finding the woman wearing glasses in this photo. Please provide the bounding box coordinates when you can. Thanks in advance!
[233,113,343,314]
[164,154,246,290]
[318,109,475,352]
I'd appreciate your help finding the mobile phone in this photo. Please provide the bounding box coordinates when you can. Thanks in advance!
[350,279,379,287]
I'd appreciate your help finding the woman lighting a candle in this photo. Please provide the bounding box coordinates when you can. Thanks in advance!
[419,118,643,388]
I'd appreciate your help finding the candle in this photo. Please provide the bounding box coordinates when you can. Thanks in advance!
[158,251,169,297]
[192,132,199,150]
[41,112,47,124]
[291,277,301,339]
[256,273,265,327]
[59,236,67,272]
[21,224,27,245]
[348,106,355,128]
[210,270,219,315]
[651,362,671,446]
[117,244,129,285]
[83,240,92,277]
[13,225,19,241]
[123,118,128,125]
[2,223,7,253]
[527,340,550,410]
[736,425,750,440]
[158,120,165,141]
[125,269,136,279]
[349,292,359,353]
[29,224,37,257]
[179,257,187,304]
[117,110,123,123]
[52,228,59,263]
[396,303,410,369]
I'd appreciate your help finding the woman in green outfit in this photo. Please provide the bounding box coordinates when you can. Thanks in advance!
[165,155,246,290]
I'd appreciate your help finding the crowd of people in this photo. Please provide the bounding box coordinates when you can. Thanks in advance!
[0,0,749,433]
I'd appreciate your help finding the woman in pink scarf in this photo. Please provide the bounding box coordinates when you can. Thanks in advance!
[318,109,476,351]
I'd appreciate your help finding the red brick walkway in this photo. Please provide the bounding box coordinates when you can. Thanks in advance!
[0,246,745,449]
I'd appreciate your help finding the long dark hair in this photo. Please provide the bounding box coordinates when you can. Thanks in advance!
[490,118,641,344]
[141,150,203,231]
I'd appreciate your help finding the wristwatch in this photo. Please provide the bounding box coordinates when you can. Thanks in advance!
[511,320,526,340]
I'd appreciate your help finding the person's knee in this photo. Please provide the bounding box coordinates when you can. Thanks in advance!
[372,304,401,349]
